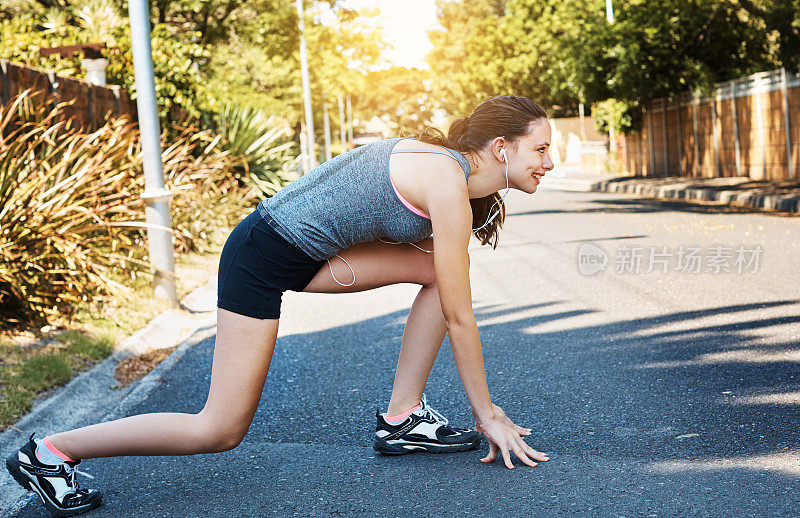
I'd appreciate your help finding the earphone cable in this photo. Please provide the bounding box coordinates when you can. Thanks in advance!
[329,149,510,287]
[472,152,510,233]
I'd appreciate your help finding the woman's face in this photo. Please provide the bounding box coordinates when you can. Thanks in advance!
[505,119,554,194]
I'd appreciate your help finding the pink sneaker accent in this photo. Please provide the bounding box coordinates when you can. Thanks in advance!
[385,403,422,423]
[43,437,75,462]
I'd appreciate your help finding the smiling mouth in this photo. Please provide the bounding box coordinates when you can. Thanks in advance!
[531,172,545,180]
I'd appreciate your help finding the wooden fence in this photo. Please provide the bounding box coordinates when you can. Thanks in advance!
[615,68,799,181]
[0,59,137,129]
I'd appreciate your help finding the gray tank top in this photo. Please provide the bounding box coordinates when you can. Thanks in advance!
[256,137,471,261]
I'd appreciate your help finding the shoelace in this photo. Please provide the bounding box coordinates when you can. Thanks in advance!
[419,394,449,426]
[64,464,94,493]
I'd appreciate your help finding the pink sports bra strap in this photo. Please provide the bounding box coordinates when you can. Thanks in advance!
[388,140,467,220]
[390,176,430,219]
[390,148,460,164]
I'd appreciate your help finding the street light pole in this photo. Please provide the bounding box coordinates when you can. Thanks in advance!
[323,100,332,161]
[606,0,616,153]
[296,0,316,172]
[606,0,615,24]
[338,94,346,150]
[346,94,353,143]
[128,0,177,305]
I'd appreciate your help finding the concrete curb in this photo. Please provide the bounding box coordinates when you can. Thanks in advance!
[592,179,800,214]
[0,277,219,516]
[544,175,800,214]
[118,277,218,356]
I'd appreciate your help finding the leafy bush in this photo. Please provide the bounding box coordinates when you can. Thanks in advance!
[0,90,147,329]
[0,90,254,330]
[105,24,211,125]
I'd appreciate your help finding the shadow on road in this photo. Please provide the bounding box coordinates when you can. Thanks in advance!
[241,296,800,478]
[509,196,788,216]
[13,296,799,517]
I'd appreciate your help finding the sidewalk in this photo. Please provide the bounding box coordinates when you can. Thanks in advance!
[544,165,800,214]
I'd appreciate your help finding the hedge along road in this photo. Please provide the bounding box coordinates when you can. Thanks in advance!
[9,185,800,517]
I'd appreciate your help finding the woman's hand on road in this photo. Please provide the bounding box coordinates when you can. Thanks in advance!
[474,406,549,470]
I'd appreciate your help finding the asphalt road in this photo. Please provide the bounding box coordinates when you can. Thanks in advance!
[12,186,800,517]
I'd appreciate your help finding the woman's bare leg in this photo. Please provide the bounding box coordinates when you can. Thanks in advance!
[46,308,279,460]
[302,237,445,417]
[385,283,447,416]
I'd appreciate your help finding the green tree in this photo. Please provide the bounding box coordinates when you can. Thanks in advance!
[592,0,775,102]
[732,0,800,71]
[356,66,436,136]
[203,2,383,138]
[0,3,211,126]
[426,0,508,117]
[426,0,776,119]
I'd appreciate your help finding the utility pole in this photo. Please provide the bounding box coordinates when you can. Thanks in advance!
[606,0,615,152]
[323,101,332,161]
[346,94,354,143]
[299,125,309,174]
[338,94,346,150]
[578,102,587,141]
[296,0,316,172]
[606,0,614,23]
[128,0,177,305]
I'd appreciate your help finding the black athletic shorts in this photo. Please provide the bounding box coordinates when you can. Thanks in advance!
[217,208,326,319]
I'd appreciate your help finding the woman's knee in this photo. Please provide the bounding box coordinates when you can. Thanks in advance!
[193,411,250,453]
[417,238,437,288]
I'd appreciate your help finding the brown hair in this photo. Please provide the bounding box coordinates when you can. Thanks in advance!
[415,95,548,248]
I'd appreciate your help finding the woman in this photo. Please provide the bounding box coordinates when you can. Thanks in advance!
[6,94,552,516]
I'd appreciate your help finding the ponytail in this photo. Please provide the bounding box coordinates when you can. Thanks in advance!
[415,95,547,249]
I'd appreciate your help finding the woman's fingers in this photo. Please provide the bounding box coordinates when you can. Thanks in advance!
[479,421,548,469]
[510,441,538,467]
[501,442,514,469]
[480,440,498,463]
[514,436,549,463]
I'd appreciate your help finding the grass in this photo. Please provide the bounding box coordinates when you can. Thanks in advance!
[0,329,115,427]
[0,220,234,430]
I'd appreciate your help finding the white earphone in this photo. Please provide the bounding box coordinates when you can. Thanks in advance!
[326,142,511,287]
[471,146,510,233]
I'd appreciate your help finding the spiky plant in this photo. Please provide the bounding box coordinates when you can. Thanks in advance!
[0,90,254,331]
[41,8,72,36]
[160,123,257,255]
[215,103,300,197]
[74,0,121,41]
[0,90,148,329]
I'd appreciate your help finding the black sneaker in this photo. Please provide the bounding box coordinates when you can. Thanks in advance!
[6,433,102,517]
[373,393,482,455]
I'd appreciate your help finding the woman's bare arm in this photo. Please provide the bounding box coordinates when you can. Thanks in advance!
[423,162,550,469]
[424,164,495,424]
